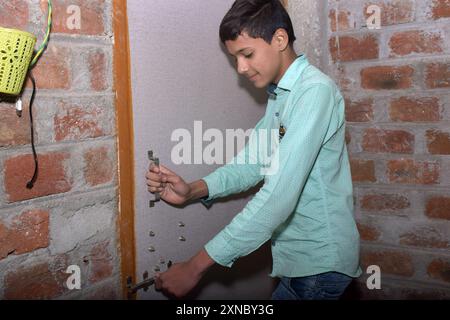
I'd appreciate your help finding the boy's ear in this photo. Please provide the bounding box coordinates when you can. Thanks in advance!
[273,28,289,51]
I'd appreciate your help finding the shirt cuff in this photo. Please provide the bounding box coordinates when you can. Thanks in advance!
[200,196,214,209]
[204,234,238,268]
[201,174,223,201]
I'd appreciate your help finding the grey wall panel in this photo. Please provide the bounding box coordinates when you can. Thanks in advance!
[127,0,273,299]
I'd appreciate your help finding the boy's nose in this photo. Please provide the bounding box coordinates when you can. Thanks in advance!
[237,60,249,74]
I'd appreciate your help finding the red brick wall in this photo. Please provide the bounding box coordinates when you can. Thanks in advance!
[0,0,119,299]
[326,0,450,299]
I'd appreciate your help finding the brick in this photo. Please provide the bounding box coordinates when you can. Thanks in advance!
[430,0,450,20]
[387,159,439,185]
[426,196,450,220]
[426,130,450,155]
[399,226,449,249]
[0,223,9,256]
[361,193,410,211]
[344,98,373,122]
[0,102,31,147]
[4,152,72,202]
[84,241,113,284]
[362,128,414,154]
[54,102,106,142]
[350,159,376,182]
[42,0,106,35]
[360,249,414,277]
[329,9,353,32]
[389,30,443,57]
[27,45,71,90]
[427,259,450,283]
[0,0,28,29]
[84,146,114,186]
[88,50,107,91]
[361,66,414,90]
[356,222,380,241]
[329,34,379,62]
[345,129,351,145]
[4,261,66,299]
[0,210,49,260]
[425,62,450,89]
[390,97,440,122]
[364,1,414,26]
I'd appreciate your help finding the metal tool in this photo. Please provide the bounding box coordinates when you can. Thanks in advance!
[127,271,154,295]
[148,150,160,207]
[126,260,172,296]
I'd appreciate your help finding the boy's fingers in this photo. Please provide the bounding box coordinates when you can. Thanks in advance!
[146,171,162,181]
[145,173,162,186]
[148,162,160,173]
[154,273,162,291]
[147,180,162,188]
[148,164,181,185]
[148,187,164,193]
[164,174,179,184]
[158,164,176,176]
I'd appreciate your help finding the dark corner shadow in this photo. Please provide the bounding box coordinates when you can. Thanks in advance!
[186,241,277,300]
[219,40,268,106]
[340,280,364,300]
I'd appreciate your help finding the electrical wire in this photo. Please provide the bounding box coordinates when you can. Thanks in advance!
[26,72,38,189]
[24,0,52,188]
[30,0,52,68]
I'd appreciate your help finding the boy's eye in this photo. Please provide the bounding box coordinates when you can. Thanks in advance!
[244,53,253,58]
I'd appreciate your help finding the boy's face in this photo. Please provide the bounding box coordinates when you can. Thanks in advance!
[225,32,284,89]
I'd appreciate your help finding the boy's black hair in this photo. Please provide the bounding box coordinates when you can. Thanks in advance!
[219,0,296,46]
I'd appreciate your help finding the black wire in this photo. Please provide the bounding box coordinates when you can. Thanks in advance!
[26,72,38,189]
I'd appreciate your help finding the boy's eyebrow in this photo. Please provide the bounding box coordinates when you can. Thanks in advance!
[229,47,252,56]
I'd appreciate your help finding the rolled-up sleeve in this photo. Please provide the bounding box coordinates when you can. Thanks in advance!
[204,84,337,267]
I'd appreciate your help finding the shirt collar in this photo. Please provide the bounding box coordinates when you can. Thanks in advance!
[266,54,308,96]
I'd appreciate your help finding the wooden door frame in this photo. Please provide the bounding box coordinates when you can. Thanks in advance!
[113,0,136,299]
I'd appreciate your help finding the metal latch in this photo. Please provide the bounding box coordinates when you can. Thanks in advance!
[148,150,160,207]
[127,271,155,296]
[126,261,172,297]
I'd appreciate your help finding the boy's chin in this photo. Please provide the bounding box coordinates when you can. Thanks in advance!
[252,79,269,89]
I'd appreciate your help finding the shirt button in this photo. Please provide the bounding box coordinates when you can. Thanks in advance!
[271,240,276,247]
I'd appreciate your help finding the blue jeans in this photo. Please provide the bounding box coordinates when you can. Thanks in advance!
[271,272,353,300]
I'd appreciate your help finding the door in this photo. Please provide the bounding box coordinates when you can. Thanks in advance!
[127,0,274,299]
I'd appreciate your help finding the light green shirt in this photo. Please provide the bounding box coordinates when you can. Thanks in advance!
[201,55,362,278]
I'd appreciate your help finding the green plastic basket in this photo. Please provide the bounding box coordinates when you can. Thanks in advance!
[0,27,36,95]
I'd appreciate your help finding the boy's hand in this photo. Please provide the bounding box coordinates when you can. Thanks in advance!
[154,249,215,299]
[154,260,202,299]
[146,164,191,205]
